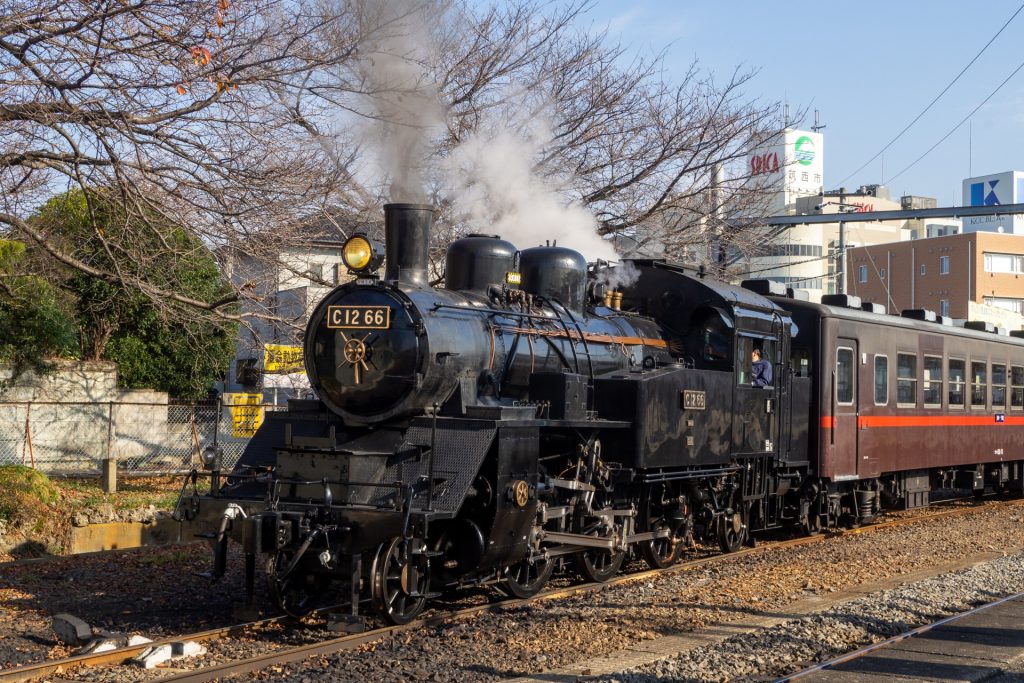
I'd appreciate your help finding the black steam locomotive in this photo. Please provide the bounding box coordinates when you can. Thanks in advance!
[176,203,1024,628]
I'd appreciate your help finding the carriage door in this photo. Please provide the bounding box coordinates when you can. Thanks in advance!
[832,341,858,478]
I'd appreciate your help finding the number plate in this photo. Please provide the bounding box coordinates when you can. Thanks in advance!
[681,390,706,410]
[327,305,391,329]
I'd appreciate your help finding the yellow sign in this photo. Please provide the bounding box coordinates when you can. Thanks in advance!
[263,344,305,374]
[224,393,264,437]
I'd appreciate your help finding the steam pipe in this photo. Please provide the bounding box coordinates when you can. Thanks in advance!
[384,203,434,285]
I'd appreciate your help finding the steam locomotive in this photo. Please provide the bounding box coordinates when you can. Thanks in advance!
[176,203,1024,628]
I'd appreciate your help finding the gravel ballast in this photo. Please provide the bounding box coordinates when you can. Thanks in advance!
[3,500,1024,682]
[597,551,1024,682]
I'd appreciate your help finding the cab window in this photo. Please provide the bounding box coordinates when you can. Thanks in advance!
[791,347,812,377]
[737,335,775,386]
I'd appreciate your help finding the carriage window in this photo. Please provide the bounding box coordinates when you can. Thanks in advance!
[971,361,987,409]
[897,353,917,407]
[923,356,942,408]
[836,347,854,404]
[992,363,1007,408]
[949,358,965,408]
[1012,366,1024,409]
[874,355,888,405]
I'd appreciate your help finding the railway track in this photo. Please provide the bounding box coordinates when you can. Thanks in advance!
[1,497,1016,683]
[778,587,1024,681]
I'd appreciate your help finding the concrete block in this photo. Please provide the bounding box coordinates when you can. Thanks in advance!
[132,641,206,669]
[133,643,174,669]
[835,649,1000,682]
[83,638,122,654]
[172,641,207,658]
[896,624,1024,664]
[52,613,92,644]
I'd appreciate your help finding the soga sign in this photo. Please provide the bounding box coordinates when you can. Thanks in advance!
[750,134,817,176]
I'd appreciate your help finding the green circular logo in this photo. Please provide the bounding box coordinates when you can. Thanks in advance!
[794,135,816,166]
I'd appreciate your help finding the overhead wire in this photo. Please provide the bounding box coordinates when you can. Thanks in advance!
[885,57,1024,184]
[835,1,1024,187]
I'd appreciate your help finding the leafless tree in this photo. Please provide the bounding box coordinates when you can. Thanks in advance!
[1,0,784,333]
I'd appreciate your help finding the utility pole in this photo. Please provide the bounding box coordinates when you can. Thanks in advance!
[837,187,846,295]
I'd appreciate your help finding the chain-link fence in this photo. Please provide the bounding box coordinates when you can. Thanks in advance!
[0,399,284,475]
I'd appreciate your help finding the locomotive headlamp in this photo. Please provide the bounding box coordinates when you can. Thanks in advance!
[342,234,384,273]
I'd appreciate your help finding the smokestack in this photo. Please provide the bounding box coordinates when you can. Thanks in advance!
[384,203,434,285]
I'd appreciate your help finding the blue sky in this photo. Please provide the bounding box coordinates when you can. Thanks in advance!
[580,1,1024,206]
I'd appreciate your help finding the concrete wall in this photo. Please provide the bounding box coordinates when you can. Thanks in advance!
[0,362,196,473]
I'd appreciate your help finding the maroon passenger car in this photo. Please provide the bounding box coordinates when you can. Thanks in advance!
[769,291,1024,530]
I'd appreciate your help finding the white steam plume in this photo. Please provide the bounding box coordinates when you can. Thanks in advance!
[446,121,617,262]
[355,0,445,202]
[597,260,641,290]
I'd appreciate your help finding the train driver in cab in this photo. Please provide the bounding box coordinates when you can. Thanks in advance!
[751,347,772,387]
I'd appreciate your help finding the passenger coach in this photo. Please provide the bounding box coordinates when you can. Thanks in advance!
[770,291,1024,529]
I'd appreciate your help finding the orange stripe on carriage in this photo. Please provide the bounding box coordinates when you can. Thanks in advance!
[820,414,1024,429]
[857,414,1024,428]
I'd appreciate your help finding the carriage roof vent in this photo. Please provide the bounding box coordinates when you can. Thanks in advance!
[901,308,936,322]
[936,315,953,326]
[861,302,885,314]
[964,320,996,333]
[821,294,862,309]
[740,279,787,296]
[1010,330,1024,339]
[786,287,811,301]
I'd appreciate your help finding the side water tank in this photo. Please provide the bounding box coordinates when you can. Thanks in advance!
[445,234,518,294]
[519,246,587,313]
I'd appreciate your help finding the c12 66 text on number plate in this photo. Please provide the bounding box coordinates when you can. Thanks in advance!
[327,305,391,330]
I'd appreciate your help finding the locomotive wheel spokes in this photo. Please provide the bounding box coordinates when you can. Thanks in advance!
[640,516,688,570]
[577,544,626,582]
[266,551,328,618]
[504,553,555,598]
[575,520,626,583]
[716,508,746,553]
[639,491,689,570]
[371,537,429,625]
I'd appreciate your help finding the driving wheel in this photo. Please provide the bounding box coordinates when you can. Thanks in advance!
[371,537,430,625]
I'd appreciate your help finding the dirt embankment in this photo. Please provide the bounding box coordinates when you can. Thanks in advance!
[0,466,188,560]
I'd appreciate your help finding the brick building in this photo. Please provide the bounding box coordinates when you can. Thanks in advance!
[846,232,1024,328]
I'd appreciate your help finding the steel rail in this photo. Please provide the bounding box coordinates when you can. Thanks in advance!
[0,617,287,683]
[2,497,1016,683]
[777,588,1024,681]
[153,499,1020,683]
